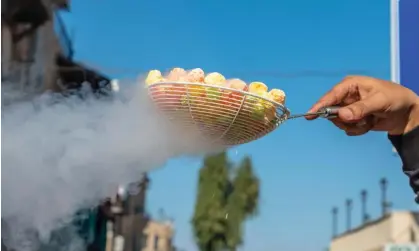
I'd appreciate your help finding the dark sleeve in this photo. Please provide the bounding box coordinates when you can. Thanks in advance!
[388,126,419,203]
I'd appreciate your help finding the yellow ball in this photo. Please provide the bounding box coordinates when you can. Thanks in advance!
[145,70,163,86]
[249,81,268,94]
[204,72,226,86]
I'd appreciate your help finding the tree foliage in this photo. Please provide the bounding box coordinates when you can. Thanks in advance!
[225,156,259,250]
[192,152,260,251]
[192,152,230,251]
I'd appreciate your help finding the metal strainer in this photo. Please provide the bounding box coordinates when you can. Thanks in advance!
[148,82,338,146]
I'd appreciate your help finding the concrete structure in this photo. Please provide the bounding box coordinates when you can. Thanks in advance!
[103,175,176,251]
[1,1,112,249]
[142,220,174,251]
[117,176,150,251]
[2,0,72,93]
[330,211,419,251]
[1,0,111,104]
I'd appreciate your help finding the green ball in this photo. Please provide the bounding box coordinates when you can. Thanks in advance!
[205,87,222,100]
[251,103,266,121]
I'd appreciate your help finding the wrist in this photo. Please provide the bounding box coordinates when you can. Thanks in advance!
[388,96,419,136]
[405,98,419,134]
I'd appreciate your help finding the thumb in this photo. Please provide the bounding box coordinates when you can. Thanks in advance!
[338,93,386,122]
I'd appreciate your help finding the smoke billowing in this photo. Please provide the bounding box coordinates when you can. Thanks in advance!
[1,77,220,250]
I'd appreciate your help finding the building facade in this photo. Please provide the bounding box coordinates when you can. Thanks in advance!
[1,1,172,250]
[81,174,176,251]
[70,174,177,251]
[116,176,151,251]
[1,1,113,250]
[112,175,176,251]
[330,211,419,251]
[2,0,69,93]
[1,0,111,103]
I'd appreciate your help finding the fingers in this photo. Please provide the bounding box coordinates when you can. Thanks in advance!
[306,76,387,121]
[306,78,352,120]
[330,116,374,136]
[337,92,388,122]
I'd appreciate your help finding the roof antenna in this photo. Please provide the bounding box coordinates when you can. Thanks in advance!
[331,207,338,238]
[380,178,391,216]
[345,199,353,232]
[360,189,369,224]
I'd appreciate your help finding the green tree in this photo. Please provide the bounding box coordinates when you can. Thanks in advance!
[192,153,260,251]
[192,151,230,251]
[225,156,259,251]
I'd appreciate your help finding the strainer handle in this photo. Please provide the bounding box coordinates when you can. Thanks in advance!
[318,106,340,119]
[287,106,341,120]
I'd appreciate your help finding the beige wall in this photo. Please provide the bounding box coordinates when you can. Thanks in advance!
[330,211,419,251]
[142,220,174,251]
[390,212,419,243]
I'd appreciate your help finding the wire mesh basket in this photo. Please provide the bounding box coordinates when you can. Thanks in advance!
[148,82,290,146]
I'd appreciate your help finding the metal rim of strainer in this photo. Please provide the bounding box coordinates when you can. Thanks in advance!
[147,81,291,146]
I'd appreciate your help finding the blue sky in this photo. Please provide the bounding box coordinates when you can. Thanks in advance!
[61,0,417,250]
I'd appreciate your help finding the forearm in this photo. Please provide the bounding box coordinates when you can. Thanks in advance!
[405,98,419,134]
[388,125,419,203]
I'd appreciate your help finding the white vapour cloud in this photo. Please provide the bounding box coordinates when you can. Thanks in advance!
[1,77,220,251]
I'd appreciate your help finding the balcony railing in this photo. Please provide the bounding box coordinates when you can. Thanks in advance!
[53,11,74,59]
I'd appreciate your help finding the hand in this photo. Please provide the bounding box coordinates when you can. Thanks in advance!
[306,76,419,136]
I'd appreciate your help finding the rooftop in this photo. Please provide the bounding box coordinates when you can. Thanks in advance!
[333,211,419,240]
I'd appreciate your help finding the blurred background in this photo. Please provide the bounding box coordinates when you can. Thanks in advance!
[1,0,418,251]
